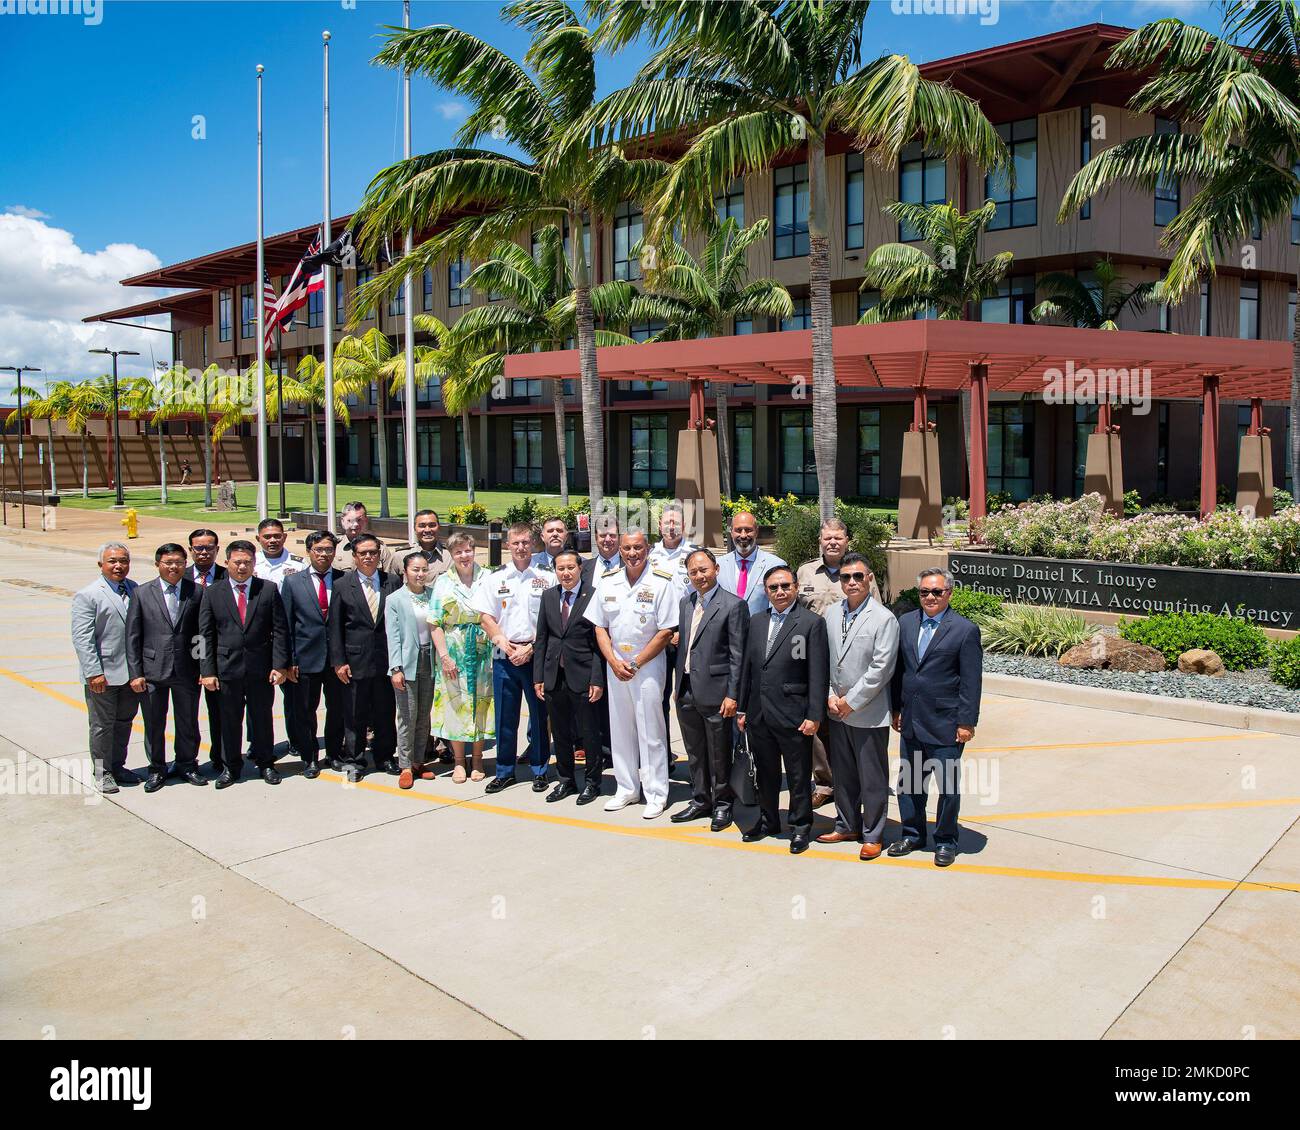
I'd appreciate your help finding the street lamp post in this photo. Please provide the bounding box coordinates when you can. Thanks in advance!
[89,348,139,507]
[0,365,41,530]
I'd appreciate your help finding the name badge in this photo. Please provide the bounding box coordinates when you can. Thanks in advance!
[636,589,654,603]
[498,586,510,595]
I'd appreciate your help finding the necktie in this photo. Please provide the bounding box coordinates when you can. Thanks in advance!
[684,595,705,675]
[117,582,129,603]
[317,573,329,618]
[765,612,784,658]
[165,584,179,626]
[197,570,208,588]
[236,583,247,625]
[919,617,939,659]
[560,588,574,629]
[364,577,380,621]
[737,557,749,599]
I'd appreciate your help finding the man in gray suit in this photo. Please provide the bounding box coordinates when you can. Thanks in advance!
[817,553,900,860]
[71,542,144,793]
[717,510,786,615]
[670,548,749,831]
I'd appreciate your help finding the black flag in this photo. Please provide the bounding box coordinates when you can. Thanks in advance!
[302,227,355,273]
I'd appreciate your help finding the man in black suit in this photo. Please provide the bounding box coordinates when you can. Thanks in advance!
[532,549,605,803]
[328,532,400,782]
[126,542,207,792]
[738,564,829,854]
[188,528,226,771]
[671,548,748,831]
[282,530,344,780]
[888,568,983,867]
[198,540,291,788]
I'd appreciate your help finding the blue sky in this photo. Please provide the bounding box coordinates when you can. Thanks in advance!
[0,0,1223,386]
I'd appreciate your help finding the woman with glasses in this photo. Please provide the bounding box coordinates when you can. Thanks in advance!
[429,532,494,782]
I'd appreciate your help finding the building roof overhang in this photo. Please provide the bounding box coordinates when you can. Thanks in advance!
[82,289,214,330]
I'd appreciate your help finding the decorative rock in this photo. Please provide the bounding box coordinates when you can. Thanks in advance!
[1178,649,1226,677]
[1059,635,1167,673]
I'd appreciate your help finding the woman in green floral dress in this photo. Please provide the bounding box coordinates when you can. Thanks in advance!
[429,532,494,783]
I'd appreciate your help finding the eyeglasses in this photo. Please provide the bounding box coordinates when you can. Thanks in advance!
[767,581,795,592]
[355,549,379,558]
[840,572,868,583]
[918,587,949,596]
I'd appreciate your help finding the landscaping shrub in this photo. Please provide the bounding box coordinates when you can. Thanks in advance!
[978,604,1093,658]
[448,502,488,525]
[1276,487,1295,511]
[986,490,1015,513]
[1270,638,1300,689]
[1123,489,1142,517]
[772,502,893,584]
[1117,611,1271,670]
[893,586,1004,620]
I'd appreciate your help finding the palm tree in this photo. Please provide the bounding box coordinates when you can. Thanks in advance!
[1032,258,1163,330]
[585,0,1006,517]
[1058,6,1300,492]
[454,224,637,506]
[285,354,358,513]
[121,366,191,504]
[334,328,401,517]
[628,216,793,495]
[192,362,225,504]
[5,383,49,494]
[22,379,78,496]
[64,376,112,498]
[857,201,1013,322]
[352,1,669,515]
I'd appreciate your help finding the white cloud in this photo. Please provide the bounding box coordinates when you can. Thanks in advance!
[437,100,467,121]
[0,213,169,398]
[5,204,50,220]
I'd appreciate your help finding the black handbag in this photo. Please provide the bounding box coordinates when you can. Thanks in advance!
[729,728,759,808]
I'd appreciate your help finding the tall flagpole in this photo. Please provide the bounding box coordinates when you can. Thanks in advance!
[322,30,338,533]
[402,0,417,544]
[255,63,268,520]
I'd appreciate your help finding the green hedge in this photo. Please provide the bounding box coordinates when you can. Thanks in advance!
[448,503,488,525]
[1270,638,1300,689]
[1117,612,1271,670]
[894,587,1005,620]
[772,503,893,585]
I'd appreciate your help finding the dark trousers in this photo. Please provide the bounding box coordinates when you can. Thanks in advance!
[492,657,549,780]
[342,675,396,766]
[141,678,201,773]
[85,683,141,776]
[661,642,677,775]
[286,668,343,764]
[548,682,603,787]
[218,677,275,773]
[676,676,734,809]
[828,721,890,843]
[896,737,964,848]
[750,720,813,835]
[202,684,223,768]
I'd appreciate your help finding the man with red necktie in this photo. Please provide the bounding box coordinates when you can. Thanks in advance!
[717,510,786,616]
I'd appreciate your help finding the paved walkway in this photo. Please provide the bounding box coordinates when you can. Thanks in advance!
[1,531,1297,1039]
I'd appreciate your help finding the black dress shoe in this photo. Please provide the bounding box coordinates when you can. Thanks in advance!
[887,838,921,857]
[327,757,344,771]
[214,769,237,790]
[111,767,140,787]
[546,781,577,803]
[934,845,957,867]
[484,775,516,794]
[670,801,711,824]
[741,823,772,843]
[710,807,733,832]
[261,766,282,785]
[576,782,601,805]
[143,771,166,793]
[181,769,208,786]
[532,776,550,793]
[345,765,365,783]
[790,833,810,855]
[302,761,320,780]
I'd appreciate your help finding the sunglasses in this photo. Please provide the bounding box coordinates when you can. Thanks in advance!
[840,572,868,583]
[355,549,380,558]
[918,587,949,596]
[767,581,795,592]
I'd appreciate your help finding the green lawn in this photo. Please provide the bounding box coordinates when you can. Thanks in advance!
[58,483,557,524]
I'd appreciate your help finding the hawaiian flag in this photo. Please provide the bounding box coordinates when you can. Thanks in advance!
[263,230,322,351]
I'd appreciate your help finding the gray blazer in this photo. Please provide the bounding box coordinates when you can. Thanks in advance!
[71,575,138,686]
[824,596,899,730]
[385,585,432,678]
[717,548,787,615]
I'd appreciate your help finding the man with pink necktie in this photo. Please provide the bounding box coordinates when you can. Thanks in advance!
[717,510,786,616]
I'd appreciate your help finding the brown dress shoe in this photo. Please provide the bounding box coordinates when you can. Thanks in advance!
[811,788,835,809]
[398,769,414,790]
[419,769,436,780]
[816,830,861,844]
[859,842,883,861]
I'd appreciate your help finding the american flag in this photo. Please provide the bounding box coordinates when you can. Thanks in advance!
[263,230,322,352]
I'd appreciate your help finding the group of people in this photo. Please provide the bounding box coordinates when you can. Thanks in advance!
[71,501,983,864]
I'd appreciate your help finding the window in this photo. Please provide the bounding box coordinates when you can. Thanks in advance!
[732,409,754,494]
[417,421,440,483]
[510,379,541,400]
[1200,279,1211,336]
[239,284,256,340]
[715,178,744,226]
[859,289,881,319]
[369,422,380,479]
[845,153,864,249]
[857,408,881,496]
[563,214,591,271]
[630,413,668,489]
[779,409,817,495]
[355,265,375,320]
[1239,280,1259,339]
[449,255,470,307]
[565,416,576,474]
[613,201,643,281]
[980,275,1035,324]
[1154,116,1179,226]
[1072,404,1098,496]
[388,279,405,317]
[201,326,208,364]
[734,316,754,335]
[335,277,345,325]
[218,289,233,342]
[1290,286,1296,336]
[1156,403,1170,497]
[1158,301,1171,332]
[1079,106,1092,221]
[899,142,945,240]
[987,402,1034,500]
[347,429,359,471]
[774,162,810,258]
[512,417,544,485]
[423,267,433,311]
[781,298,811,331]
[307,286,323,328]
[987,118,1037,230]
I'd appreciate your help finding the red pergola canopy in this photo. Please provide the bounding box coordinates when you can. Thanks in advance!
[504,320,1293,401]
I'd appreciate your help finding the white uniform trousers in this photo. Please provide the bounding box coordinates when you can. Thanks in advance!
[605,653,670,806]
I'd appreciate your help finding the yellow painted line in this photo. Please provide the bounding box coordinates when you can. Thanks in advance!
[315,772,1300,894]
[969,733,1279,755]
[969,797,1300,823]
